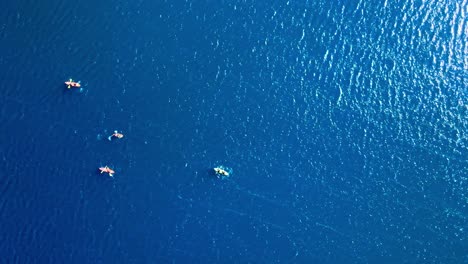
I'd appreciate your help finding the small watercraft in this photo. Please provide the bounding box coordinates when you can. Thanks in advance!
[108,130,124,141]
[214,167,229,177]
[65,79,81,89]
[99,166,115,177]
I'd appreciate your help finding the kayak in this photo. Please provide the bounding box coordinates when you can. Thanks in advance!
[65,79,81,88]
[214,167,229,176]
[108,131,124,141]
[99,166,115,176]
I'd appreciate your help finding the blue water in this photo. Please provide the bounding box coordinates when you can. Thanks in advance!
[0,0,466,263]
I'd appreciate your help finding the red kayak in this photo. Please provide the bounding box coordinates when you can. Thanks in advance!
[99,166,115,176]
[65,79,81,88]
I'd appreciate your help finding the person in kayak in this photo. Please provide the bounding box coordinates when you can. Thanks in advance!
[65,79,81,89]
[99,166,115,177]
[214,167,229,177]
[108,130,124,141]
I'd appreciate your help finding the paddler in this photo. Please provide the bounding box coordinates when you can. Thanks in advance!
[99,166,115,177]
[108,130,124,141]
[65,79,81,89]
[214,167,229,177]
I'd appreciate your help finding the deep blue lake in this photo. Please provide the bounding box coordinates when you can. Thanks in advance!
[0,0,466,263]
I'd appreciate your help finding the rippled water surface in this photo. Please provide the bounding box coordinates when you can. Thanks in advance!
[0,0,466,263]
